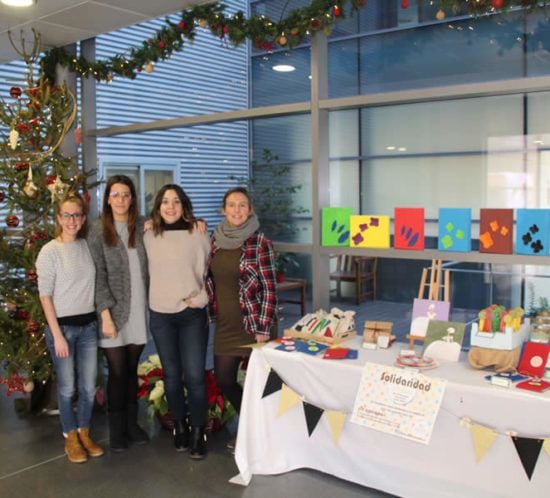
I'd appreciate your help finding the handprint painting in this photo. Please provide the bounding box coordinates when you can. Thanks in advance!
[394,207,424,250]
[321,207,352,246]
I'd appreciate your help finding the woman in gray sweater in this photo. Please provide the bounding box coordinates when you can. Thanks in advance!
[87,175,149,451]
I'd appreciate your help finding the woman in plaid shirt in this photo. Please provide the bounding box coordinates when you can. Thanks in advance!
[205,187,277,449]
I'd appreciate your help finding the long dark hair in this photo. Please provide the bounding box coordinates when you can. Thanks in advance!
[151,184,195,235]
[54,192,88,239]
[101,175,138,247]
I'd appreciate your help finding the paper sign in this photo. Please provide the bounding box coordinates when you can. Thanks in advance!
[351,363,447,445]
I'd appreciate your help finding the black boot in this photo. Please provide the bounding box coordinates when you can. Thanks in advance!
[173,419,189,452]
[108,410,128,452]
[127,403,149,445]
[189,426,206,460]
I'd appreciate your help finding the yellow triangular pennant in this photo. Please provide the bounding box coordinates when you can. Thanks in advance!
[325,410,346,445]
[276,383,301,417]
[543,438,550,459]
[470,423,498,463]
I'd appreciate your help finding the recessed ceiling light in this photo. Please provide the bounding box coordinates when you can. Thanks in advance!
[272,64,295,72]
[1,0,36,6]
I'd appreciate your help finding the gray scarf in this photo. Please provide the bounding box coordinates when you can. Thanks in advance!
[213,213,260,249]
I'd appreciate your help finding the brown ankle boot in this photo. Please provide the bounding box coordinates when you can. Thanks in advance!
[78,428,104,457]
[65,430,87,463]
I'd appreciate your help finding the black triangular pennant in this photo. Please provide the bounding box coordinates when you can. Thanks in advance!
[512,436,544,480]
[302,401,324,437]
[261,369,283,398]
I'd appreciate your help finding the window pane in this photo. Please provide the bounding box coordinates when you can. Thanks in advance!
[144,170,173,216]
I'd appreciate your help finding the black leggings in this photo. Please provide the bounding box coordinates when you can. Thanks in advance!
[214,355,244,414]
[102,344,145,412]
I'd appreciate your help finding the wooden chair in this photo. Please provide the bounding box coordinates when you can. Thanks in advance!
[329,255,377,305]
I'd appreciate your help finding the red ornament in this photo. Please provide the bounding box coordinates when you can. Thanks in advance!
[333,5,341,17]
[28,117,40,126]
[27,269,38,283]
[401,0,409,8]
[9,86,22,98]
[17,310,30,320]
[45,175,57,185]
[26,319,40,335]
[15,162,29,171]
[0,191,4,202]
[16,123,29,134]
[223,25,229,35]
[492,0,505,8]
[178,21,185,30]
[310,18,322,30]
[158,40,166,49]
[6,214,19,228]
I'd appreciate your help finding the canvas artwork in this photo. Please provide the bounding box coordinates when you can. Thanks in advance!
[438,208,471,252]
[515,209,550,256]
[422,320,466,362]
[321,207,353,246]
[350,215,390,248]
[479,208,513,254]
[394,207,425,250]
[410,298,451,338]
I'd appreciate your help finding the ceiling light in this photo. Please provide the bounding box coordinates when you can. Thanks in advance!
[272,64,295,73]
[1,0,36,6]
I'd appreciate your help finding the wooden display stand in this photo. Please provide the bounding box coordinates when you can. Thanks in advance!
[283,328,356,345]
[407,259,451,349]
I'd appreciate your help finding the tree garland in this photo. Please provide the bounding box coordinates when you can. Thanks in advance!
[39,0,548,83]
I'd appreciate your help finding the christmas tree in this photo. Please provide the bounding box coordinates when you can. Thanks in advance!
[0,31,96,396]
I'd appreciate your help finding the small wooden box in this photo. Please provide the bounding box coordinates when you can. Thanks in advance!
[363,321,393,344]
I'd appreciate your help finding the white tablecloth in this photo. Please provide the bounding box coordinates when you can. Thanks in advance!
[234,339,550,498]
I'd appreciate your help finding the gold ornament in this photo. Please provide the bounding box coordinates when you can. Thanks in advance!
[23,167,38,199]
[145,62,155,73]
[436,9,445,21]
[199,19,207,28]
[47,176,68,202]
[9,128,19,150]
[277,35,287,46]
[23,380,34,393]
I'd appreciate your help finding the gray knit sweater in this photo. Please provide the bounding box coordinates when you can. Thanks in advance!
[87,217,149,331]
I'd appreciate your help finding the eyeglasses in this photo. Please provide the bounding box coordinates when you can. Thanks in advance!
[60,212,84,220]
[109,191,132,200]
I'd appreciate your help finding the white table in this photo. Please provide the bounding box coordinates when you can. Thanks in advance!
[234,339,550,498]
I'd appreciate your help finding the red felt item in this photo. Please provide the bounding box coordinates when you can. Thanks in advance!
[516,379,550,393]
[323,348,350,359]
[517,342,550,378]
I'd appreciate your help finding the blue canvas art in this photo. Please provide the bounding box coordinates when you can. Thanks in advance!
[515,209,550,256]
[438,208,471,252]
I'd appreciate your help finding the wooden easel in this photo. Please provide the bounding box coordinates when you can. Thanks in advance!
[407,259,451,348]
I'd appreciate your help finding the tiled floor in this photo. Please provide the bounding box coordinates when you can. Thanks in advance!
[0,298,478,497]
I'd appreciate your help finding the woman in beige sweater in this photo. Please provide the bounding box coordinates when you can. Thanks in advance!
[143,184,210,459]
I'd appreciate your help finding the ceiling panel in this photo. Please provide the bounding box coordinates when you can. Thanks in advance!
[0,0,205,65]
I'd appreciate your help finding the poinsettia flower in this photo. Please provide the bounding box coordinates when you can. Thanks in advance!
[149,380,165,401]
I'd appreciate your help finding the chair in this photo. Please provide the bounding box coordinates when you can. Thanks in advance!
[329,255,377,305]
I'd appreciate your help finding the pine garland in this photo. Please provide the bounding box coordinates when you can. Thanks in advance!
[39,0,548,83]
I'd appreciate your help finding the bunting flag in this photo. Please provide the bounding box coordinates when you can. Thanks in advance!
[261,369,283,399]
[511,436,544,480]
[469,423,498,463]
[543,438,550,459]
[325,410,347,444]
[302,401,324,437]
[277,383,302,417]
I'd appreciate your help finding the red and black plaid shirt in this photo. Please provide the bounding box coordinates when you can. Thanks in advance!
[205,231,277,337]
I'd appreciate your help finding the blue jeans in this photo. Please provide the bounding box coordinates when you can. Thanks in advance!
[149,307,208,426]
[44,322,98,434]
